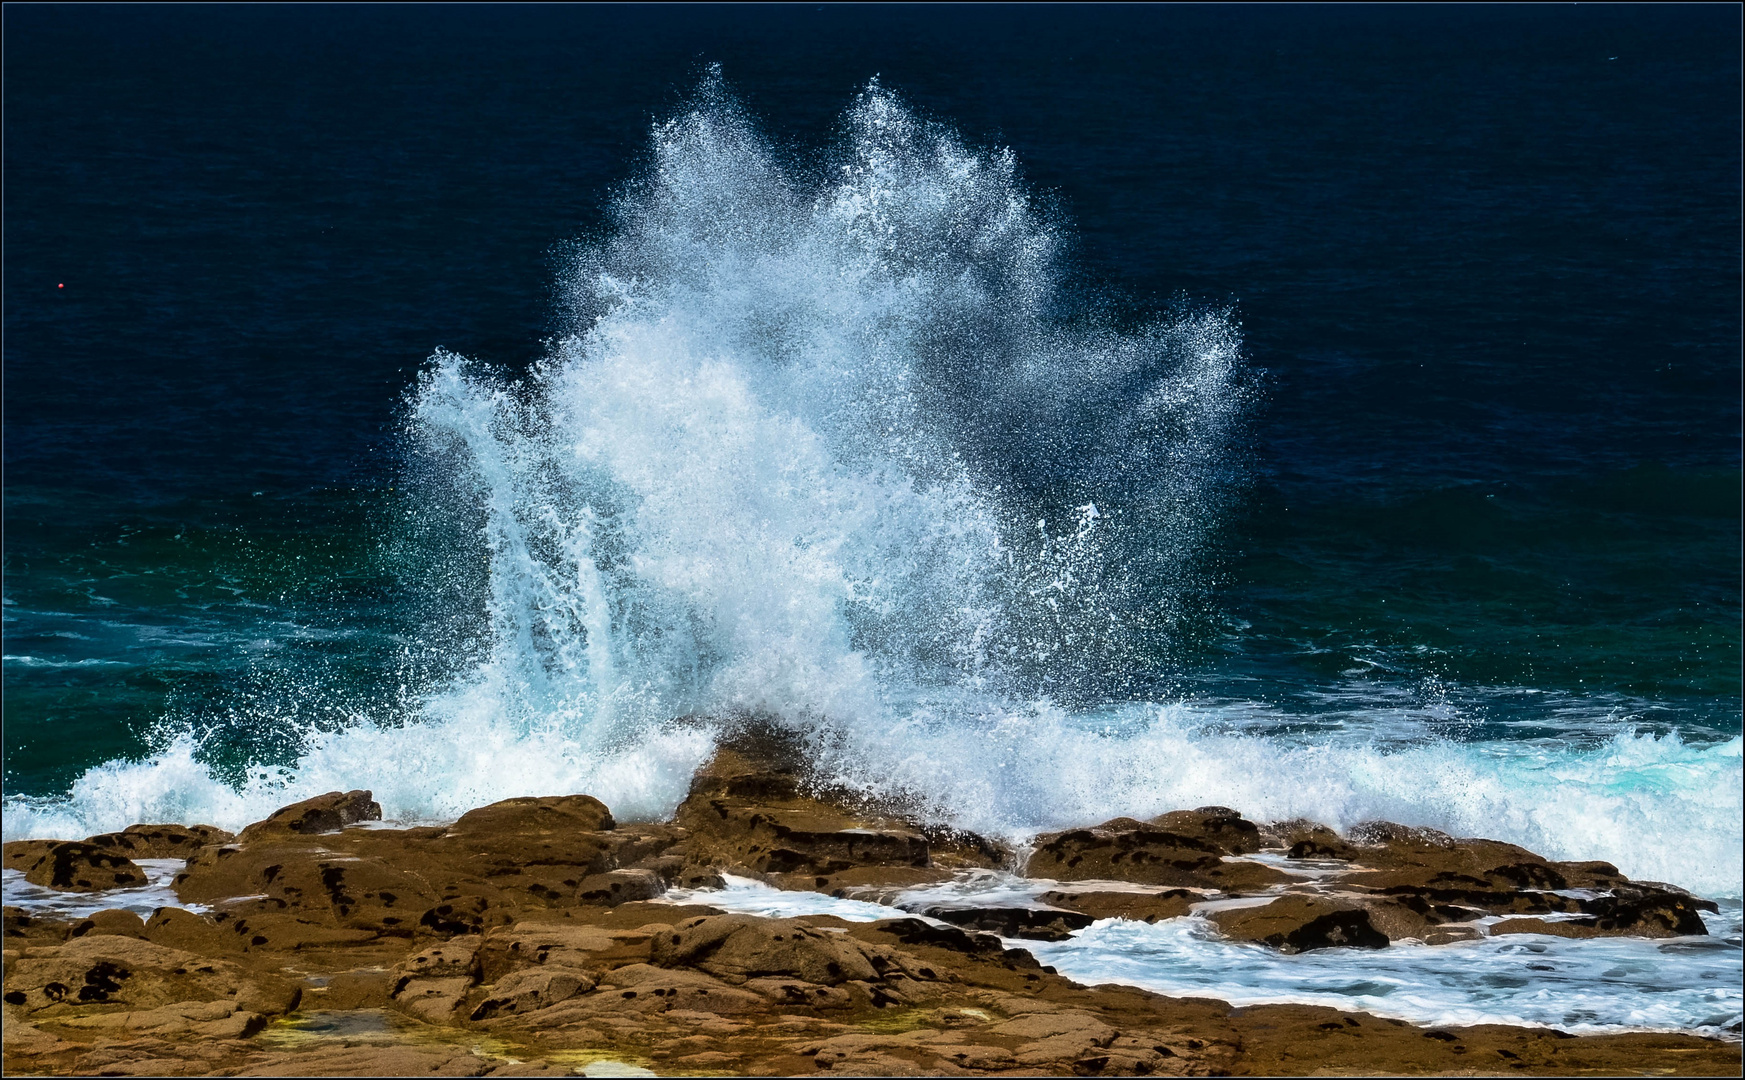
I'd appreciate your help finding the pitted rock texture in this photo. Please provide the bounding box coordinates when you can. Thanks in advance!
[8,843,148,893]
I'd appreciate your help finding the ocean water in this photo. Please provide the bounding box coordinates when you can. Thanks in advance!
[3,5,1740,1032]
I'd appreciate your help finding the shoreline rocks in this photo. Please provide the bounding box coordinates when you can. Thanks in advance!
[2,745,1735,1077]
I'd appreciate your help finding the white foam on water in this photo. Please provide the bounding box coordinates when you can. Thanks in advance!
[1023,906,1744,1040]
[667,876,1744,1038]
[0,860,203,920]
[3,73,1739,931]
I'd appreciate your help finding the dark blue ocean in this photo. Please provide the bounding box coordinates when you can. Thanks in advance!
[4,4,1740,916]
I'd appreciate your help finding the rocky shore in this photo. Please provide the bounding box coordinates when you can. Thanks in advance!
[4,742,1739,1077]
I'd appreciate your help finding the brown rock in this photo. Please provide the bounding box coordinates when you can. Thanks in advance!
[79,824,234,860]
[68,909,149,940]
[245,1045,493,1076]
[17,842,147,892]
[142,907,246,956]
[316,967,395,1009]
[575,869,666,906]
[3,839,66,874]
[396,937,483,980]
[235,789,382,842]
[173,837,434,932]
[1149,806,1265,854]
[445,794,615,838]
[1039,888,1197,924]
[1026,818,1296,889]
[392,975,474,1023]
[918,903,1094,940]
[474,920,647,985]
[1323,822,1719,937]
[1263,818,1362,861]
[1208,896,1390,952]
[468,966,595,1021]
[672,746,944,885]
[1492,883,1716,940]
[652,914,881,985]
[4,905,73,947]
[2,934,300,1019]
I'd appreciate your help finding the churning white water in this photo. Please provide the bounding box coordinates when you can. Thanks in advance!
[4,75,1740,913]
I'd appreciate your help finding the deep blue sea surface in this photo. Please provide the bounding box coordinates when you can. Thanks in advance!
[4,4,1740,921]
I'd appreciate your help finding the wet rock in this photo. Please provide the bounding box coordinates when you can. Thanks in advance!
[4,906,74,947]
[236,789,381,842]
[1039,888,1197,924]
[1208,896,1391,952]
[389,939,486,1022]
[173,838,434,932]
[1263,819,1363,861]
[1026,818,1296,889]
[474,920,652,985]
[79,824,234,860]
[6,783,1741,1080]
[15,842,147,892]
[1149,807,1265,854]
[845,916,1009,959]
[575,869,665,906]
[68,909,149,940]
[919,903,1094,941]
[671,746,979,887]
[4,840,69,874]
[793,865,955,900]
[446,794,615,838]
[2,934,300,1019]
[467,967,595,1021]
[651,914,881,985]
[679,797,929,878]
[397,937,483,980]
[1492,883,1717,939]
[316,968,395,1009]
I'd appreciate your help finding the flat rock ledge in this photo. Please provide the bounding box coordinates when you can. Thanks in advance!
[3,746,1736,1077]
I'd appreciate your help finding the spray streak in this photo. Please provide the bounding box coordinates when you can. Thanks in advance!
[409,73,1249,760]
